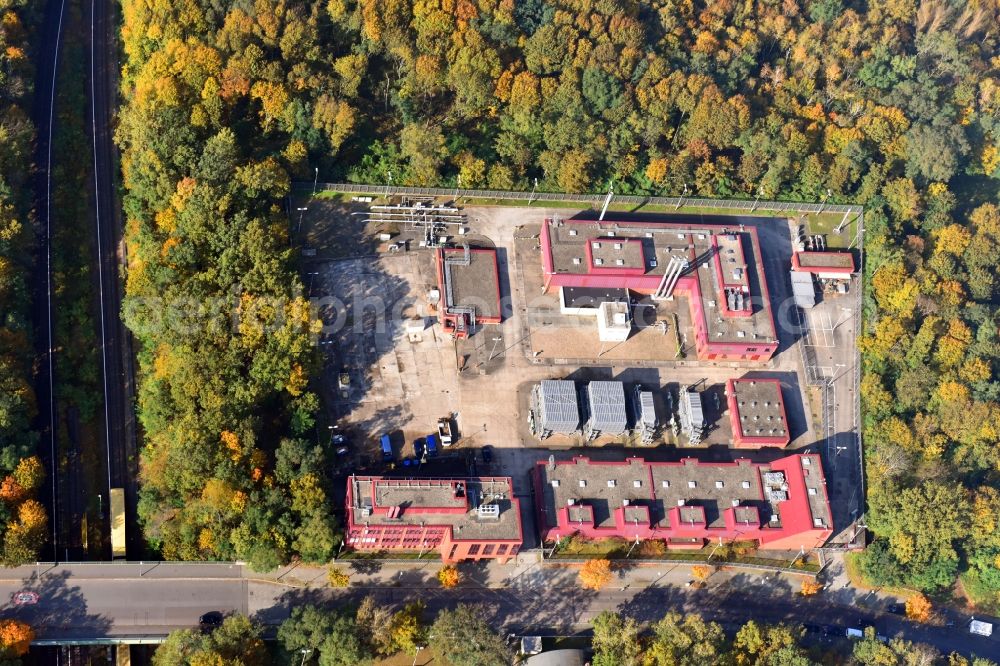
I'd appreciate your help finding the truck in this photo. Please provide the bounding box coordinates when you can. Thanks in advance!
[437,418,455,447]
[380,434,393,462]
[970,620,993,637]
[110,488,126,559]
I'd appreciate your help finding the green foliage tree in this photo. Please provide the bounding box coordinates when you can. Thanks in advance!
[427,604,508,666]
[153,615,267,666]
[592,611,642,666]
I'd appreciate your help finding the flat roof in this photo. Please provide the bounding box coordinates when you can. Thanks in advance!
[543,219,777,346]
[439,247,502,320]
[729,379,788,442]
[793,251,855,272]
[562,286,630,308]
[348,476,521,541]
[536,454,831,534]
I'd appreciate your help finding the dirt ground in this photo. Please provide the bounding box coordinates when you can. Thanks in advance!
[300,199,831,460]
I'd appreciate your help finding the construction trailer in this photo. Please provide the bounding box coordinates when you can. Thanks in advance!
[532,380,580,438]
[110,487,126,559]
[679,388,707,445]
[583,381,628,440]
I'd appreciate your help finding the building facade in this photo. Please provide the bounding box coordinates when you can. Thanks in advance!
[533,454,832,551]
[345,476,522,563]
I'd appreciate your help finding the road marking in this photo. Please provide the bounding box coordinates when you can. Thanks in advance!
[91,0,114,506]
[45,0,69,560]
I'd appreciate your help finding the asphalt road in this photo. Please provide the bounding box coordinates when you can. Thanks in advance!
[29,0,68,565]
[3,562,998,661]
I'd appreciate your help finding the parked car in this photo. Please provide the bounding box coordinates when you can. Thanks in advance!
[886,603,905,616]
[413,438,425,459]
[481,445,494,464]
[199,611,224,633]
[380,434,393,462]
[426,434,439,457]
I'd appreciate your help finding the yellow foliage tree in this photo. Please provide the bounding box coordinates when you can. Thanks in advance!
[328,566,350,587]
[579,558,613,590]
[437,564,461,588]
[933,223,972,256]
[905,593,932,622]
[691,565,714,581]
[12,456,44,494]
[0,619,33,657]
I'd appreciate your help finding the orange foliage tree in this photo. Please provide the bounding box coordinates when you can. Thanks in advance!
[579,558,613,590]
[0,619,34,657]
[905,593,932,622]
[691,565,714,581]
[800,579,823,596]
[437,565,461,589]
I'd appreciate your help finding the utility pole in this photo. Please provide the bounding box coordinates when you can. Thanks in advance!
[818,188,832,214]
[454,175,461,203]
[675,183,688,210]
[751,185,763,213]
[528,177,538,205]
[312,167,319,197]
[599,181,614,221]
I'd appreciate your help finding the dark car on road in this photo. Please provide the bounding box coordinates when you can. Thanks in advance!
[481,445,494,464]
[199,611,223,633]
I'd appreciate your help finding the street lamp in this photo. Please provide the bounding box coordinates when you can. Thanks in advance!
[312,167,319,197]
[675,183,689,210]
[300,648,313,666]
[412,645,425,666]
[295,207,308,234]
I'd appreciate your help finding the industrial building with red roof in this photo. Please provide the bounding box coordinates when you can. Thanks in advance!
[540,218,779,361]
[345,475,522,563]
[532,453,832,551]
[791,251,855,276]
[726,378,791,448]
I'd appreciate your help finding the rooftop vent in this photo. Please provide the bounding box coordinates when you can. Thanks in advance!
[731,499,740,507]
[802,457,811,466]
[592,242,602,249]
[572,257,582,265]
[715,481,724,489]
[813,518,825,527]
[661,480,670,488]
[579,480,587,488]
[568,229,578,236]
[688,480,697,489]
[567,498,575,506]
[616,259,625,266]
[477,504,500,520]
[677,499,686,506]
[595,258,604,266]
[633,480,642,488]
[808,488,817,496]
[607,479,616,488]
[614,243,623,250]
[551,480,560,488]
[622,499,630,506]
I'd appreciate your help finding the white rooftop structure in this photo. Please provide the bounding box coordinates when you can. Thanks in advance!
[597,301,631,342]
[585,381,628,437]
[534,380,580,436]
[680,389,706,445]
[790,271,816,309]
